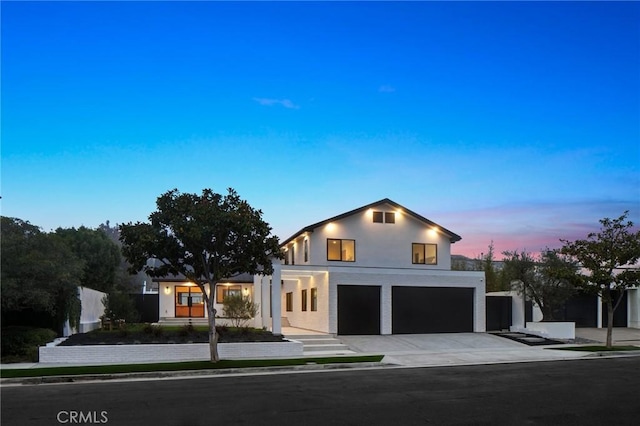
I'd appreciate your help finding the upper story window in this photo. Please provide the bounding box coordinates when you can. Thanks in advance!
[304,239,309,262]
[290,245,295,265]
[327,238,355,262]
[373,211,395,224]
[412,243,437,265]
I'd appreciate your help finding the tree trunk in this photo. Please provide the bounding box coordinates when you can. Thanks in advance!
[606,296,614,349]
[206,287,219,362]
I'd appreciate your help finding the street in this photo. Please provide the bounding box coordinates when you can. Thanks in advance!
[2,357,639,425]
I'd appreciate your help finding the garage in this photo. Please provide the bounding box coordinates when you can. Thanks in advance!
[338,285,381,335]
[392,286,474,333]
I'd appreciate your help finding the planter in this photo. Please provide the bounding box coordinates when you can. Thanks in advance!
[525,321,575,339]
[39,340,303,364]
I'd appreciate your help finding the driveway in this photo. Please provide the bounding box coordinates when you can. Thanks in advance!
[339,332,590,367]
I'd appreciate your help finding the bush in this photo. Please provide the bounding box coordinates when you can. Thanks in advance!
[1,326,57,362]
[102,292,140,323]
[222,294,259,327]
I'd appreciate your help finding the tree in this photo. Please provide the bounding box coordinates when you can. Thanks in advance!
[480,241,502,292]
[501,249,580,321]
[561,211,640,348]
[99,220,147,293]
[222,294,260,328]
[119,188,282,362]
[55,226,121,293]
[1,217,84,334]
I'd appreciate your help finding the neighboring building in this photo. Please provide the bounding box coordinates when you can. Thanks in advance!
[156,199,486,335]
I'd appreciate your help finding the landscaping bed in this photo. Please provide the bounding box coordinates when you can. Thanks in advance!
[59,324,284,346]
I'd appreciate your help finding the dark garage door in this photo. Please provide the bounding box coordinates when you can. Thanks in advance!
[393,286,474,333]
[338,285,381,335]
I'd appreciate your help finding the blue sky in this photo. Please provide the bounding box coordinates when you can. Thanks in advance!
[2,1,639,259]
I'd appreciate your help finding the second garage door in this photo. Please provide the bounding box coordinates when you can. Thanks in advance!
[392,286,474,333]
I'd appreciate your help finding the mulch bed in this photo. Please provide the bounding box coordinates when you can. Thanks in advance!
[60,326,285,346]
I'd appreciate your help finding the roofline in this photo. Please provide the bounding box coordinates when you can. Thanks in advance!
[280,198,462,246]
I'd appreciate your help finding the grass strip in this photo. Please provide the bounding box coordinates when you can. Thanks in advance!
[0,355,384,379]
[551,345,640,352]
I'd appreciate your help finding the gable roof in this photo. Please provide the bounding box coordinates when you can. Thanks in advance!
[280,198,462,246]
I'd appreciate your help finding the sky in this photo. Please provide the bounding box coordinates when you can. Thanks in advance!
[2,1,639,259]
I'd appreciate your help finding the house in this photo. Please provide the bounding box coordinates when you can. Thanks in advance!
[155,199,486,335]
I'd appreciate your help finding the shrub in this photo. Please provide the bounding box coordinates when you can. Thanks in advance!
[222,294,259,327]
[102,292,140,323]
[178,324,195,337]
[1,326,57,362]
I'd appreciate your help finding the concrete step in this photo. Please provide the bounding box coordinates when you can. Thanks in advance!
[304,344,351,352]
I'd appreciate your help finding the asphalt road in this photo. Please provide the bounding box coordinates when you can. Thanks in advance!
[2,357,639,426]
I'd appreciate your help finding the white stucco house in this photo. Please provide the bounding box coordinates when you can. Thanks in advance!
[155,199,486,335]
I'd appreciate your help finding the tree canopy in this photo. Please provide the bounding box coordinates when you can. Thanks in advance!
[119,188,282,361]
[502,249,580,321]
[561,211,640,347]
[1,217,84,333]
[55,226,121,293]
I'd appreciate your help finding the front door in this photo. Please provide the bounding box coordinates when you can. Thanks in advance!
[175,286,205,318]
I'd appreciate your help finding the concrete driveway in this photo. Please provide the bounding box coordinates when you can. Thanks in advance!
[339,333,591,367]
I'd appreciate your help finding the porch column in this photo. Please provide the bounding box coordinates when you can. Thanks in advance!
[271,262,282,336]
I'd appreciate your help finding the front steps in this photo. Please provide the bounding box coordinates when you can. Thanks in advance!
[156,317,209,326]
[285,333,355,355]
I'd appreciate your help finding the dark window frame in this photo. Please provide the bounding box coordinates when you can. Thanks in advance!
[304,239,309,262]
[311,288,317,311]
[327,238,356,262]
[301,289,308,311]
[385,212,396,223]
[412,243,438,265]
[285,292,293,312]
[372,211,384,223]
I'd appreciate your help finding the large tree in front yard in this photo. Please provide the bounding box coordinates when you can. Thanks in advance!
[119,188,282,362]
[501,249,580,321]
[561,211,640,348]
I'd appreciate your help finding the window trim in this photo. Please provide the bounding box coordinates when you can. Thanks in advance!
[327,238,356,262]
[373,211,384,223]
[216,285,242,303]
[412,243,438,265]
[385,212,396,223]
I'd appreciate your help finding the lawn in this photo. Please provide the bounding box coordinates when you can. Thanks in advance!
[0,355,385,379]
[552,345,640,352]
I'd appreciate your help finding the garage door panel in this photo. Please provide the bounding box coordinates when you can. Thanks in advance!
[393,286,474,333]
[338,285,380,335]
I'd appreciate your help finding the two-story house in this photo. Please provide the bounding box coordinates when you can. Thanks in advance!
[156,199,486,335]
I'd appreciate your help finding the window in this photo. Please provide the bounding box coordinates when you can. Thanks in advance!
[373,211,395,224]
[216,285,242,303]
[412,243,437,265]
[291,245,295,265]
[327,239,355,261]
[284,249,289,265]
[304,239,309,262]
[286,292,293,312]
[385,212,395,223]
[301,289,308,311]
[311,288,317,311]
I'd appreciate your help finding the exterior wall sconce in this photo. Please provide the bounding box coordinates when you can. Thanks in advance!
[164,286,171,295]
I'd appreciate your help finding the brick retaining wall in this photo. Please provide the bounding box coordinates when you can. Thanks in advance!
[39,340,303,364]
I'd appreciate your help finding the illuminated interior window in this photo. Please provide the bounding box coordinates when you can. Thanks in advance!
[412,243,437,265]
[327,238,356,262]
